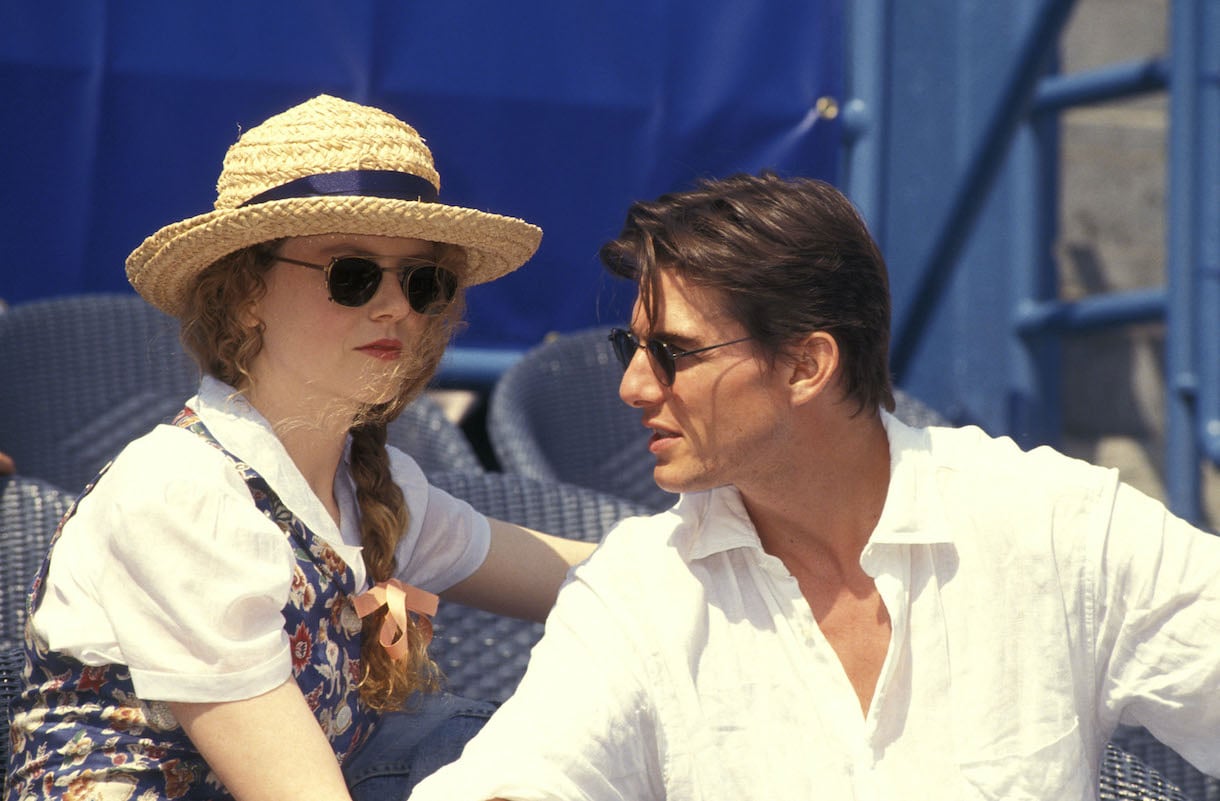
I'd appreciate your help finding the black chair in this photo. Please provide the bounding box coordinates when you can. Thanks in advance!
[0,294,481,492]
[426,470,648,702]
[0,475,75,651]
[487,326,949,512]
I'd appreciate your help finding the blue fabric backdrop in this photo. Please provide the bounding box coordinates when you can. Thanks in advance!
[0,1,842,349]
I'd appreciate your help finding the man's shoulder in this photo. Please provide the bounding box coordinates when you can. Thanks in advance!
[925,422,1111,482]
[577,502,695,581]
[597,503,685,551]
[914,422,1121,527]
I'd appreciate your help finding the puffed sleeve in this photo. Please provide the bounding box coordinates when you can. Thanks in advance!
[386,446,490,593]
[34,425,297,703]
[1094,481,1220,776]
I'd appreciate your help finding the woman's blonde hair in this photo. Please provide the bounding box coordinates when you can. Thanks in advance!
[180,240,467,710]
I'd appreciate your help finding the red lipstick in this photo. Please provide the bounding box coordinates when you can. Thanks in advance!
[357,338,403,360]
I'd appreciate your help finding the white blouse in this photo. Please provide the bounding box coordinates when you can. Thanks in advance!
[30,375,490,703]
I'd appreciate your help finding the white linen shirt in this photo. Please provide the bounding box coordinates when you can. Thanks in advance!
[410,412,1220,801]
[31,375,490,703]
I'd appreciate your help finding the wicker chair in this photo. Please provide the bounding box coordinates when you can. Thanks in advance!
[0,294,199,494]
[1104,726,1220,801]
[487,326,949,512]
[387,397,484,476]
[2,644,26,789]
[1,474,75,790]
[487,327,677,511]
[0,294,481,492]
[426,470,648,702]
[0,475,75,651]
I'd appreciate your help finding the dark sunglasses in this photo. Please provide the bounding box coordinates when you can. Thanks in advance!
[276,256,459,314]
[608,327,752,386]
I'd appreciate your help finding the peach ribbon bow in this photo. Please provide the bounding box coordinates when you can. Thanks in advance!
[352,578,439,659]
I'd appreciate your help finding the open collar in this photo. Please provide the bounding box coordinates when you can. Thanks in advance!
[674,410,955,563]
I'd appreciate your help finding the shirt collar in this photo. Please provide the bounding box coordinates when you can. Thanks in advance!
[673,410,955,562]
[675,486,761,562]
[189,376,365,565]
[870,410,955,546]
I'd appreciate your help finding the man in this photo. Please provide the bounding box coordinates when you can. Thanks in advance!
[410,172,1220,799]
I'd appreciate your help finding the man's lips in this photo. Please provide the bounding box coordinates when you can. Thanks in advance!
[357,339,403,360]
[646,423,681,452]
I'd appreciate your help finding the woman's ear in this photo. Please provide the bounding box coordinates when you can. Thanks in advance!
[787,331,839,406]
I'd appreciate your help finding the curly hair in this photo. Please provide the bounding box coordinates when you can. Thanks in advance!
[179,240,467,710]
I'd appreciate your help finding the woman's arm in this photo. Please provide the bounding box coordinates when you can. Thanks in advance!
[169,678,353,801]
[441,519,595,622]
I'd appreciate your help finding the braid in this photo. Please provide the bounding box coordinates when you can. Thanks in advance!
[350,422,440,710]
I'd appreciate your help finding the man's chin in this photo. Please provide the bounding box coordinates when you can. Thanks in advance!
[654,466,715,496]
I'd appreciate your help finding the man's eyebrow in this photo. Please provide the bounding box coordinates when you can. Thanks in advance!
[647,329,702,350]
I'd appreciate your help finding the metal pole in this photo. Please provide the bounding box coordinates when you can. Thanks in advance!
[890,0,1078,381]
[1164,0,1210,521]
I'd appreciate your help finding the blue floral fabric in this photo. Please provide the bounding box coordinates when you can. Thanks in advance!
[5,409,377,800]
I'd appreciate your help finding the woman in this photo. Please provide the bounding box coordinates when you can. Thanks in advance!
[4,95,592,800]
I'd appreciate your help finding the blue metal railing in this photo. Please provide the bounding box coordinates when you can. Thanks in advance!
[847,0,1217,524]
[1033,58,1170,112]
[1014,288,1167,336]
[1166,0,1220,517]
[887,0,1077,382]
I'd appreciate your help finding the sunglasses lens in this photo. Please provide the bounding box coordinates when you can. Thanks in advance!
[327,258,382,307]
[607,329,675,384]
[609,329,636,370]
[646,341,676,385]
[403,265,458,315]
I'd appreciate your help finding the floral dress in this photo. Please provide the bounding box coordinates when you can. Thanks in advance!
[5,409,377,800]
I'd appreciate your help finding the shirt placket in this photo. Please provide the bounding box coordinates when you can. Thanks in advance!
[858,541,911,800]
[755,545,908,801]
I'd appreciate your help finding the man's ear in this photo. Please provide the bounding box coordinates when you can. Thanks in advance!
[787,331,839,406]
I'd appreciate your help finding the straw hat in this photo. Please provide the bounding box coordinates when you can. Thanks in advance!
[126,94,542,318]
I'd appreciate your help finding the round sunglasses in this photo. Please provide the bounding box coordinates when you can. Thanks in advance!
[276,256,459,314]
[608,327,752,386]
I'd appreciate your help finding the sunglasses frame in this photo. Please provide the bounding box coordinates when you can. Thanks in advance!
[275,255,459,315]
[608,327,753,386]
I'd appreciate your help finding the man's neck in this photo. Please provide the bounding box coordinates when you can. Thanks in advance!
[739,406,895,716]
[741,407,892,576]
